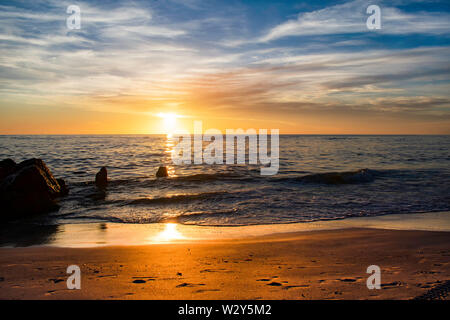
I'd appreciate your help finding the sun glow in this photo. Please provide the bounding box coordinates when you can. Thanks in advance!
[158,113,178,136]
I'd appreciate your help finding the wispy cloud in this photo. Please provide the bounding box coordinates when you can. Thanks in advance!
[259,0,450,42]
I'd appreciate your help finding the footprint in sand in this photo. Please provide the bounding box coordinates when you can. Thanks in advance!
[257,275,279,283]
[44,290,57,296]
[416,270,440,275]
[176,283,205,288]
[132,280,146,284]
[381,281,403,289]
[414,280,450,300]
[283,285,309,290]
[200,268,231,273]
[338,278,357,282]
[132,276,157,281]
[194,289,220,293]
[267,282,282,286]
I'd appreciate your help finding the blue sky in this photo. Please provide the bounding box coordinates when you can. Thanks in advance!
[0,0,449,133]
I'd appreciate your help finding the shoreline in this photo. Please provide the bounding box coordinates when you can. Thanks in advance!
[0,227,449,299]
[1,211,449,248]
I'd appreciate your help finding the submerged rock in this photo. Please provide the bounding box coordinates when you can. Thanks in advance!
[156,166,169,177]
[87,189,106,201]
[0,158,68,221]
[95,166,108,188]
[57,178,69,196]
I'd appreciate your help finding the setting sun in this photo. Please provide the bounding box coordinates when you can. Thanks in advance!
[158,113,178,135]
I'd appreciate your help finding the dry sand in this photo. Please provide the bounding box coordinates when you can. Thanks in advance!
[0,228,449,300]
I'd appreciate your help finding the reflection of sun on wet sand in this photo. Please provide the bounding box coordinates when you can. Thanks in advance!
[153,223,186,242]
[0,228,449,300]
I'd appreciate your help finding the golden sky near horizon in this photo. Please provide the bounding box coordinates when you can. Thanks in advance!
[1,101,449,135]
[1,1,449,134]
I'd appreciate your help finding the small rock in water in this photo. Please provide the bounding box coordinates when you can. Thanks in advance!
[95,167,108,188]
[156,166,169,177]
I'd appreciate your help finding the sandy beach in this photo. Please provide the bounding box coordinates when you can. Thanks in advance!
[1,227,449,300]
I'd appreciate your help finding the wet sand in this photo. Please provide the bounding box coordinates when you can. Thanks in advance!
[0,228,449,300]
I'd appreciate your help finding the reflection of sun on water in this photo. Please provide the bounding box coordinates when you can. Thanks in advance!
[154,223,185,242]
[163,136,176,176]
[164,137,174,154]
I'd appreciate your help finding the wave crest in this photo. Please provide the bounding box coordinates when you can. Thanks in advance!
[129,191,227,205]
[297,168,377,184]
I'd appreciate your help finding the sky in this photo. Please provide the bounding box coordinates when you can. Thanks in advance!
[0,0,449,134]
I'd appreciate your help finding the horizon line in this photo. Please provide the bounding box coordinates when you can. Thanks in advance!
[1,133,449,136]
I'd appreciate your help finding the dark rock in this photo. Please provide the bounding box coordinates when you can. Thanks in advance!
[156,166,169,177]
[95,167,107,188]
[0,159,16,181]
[12,159,62,197]
[0,158,67,221]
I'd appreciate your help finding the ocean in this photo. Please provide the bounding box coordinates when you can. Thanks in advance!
[1,135,449,226]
